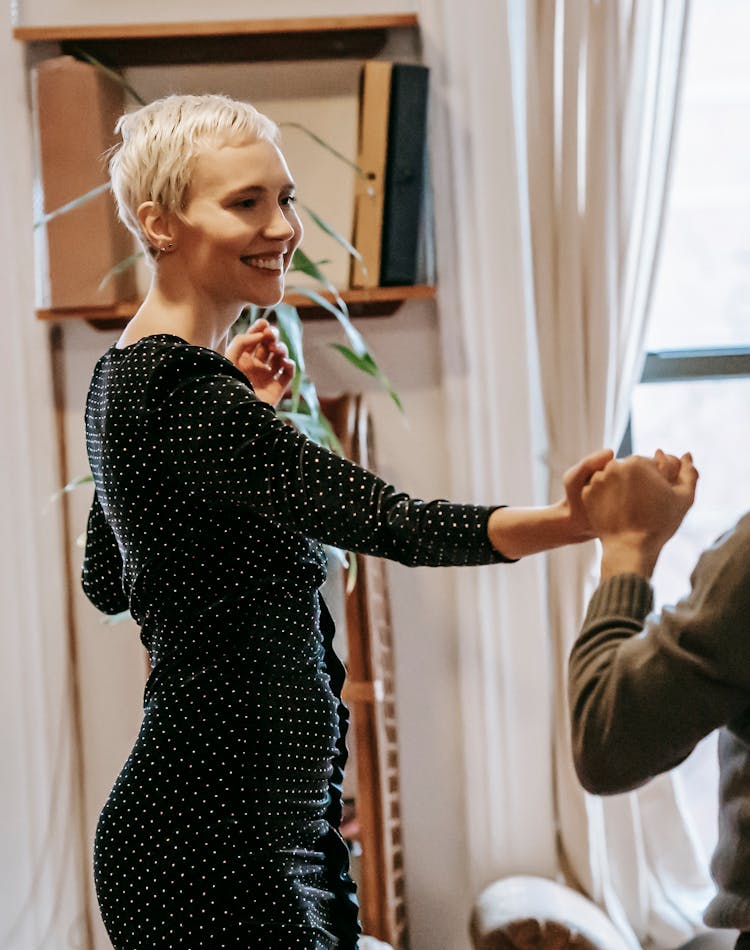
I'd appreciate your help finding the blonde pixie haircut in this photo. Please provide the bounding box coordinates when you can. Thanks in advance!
[109,93,280,258]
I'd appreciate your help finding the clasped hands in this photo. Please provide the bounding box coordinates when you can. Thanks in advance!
[487,448,698,566]
[225,318,295,407]
[577,448,699,578]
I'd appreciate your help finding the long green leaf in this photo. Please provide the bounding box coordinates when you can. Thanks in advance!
[330,344,377,377]
[34,183,111,229]
[72,47,147,105]
[50,473,94,503]
[273,303,305,372]
[288,257,332,273]
[345,551,358,593]
[285,285,369,359]
[278,410,344,455]
[273,304,306,412]
[101,610,133,625]
[290,248,347,314]
[296,376,321,416]
[301,204,366,273]
[326,545,349,569]
[331,344,404,413]
[98,251,144,289]
[279,121,368,179]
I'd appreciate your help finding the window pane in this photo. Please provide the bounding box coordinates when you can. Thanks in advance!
[646,0,750,351]
[631,377,750,605]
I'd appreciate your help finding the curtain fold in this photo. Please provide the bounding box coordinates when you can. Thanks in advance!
[0,4,89,946]
[417,0,558,915]
[526,1,709,946]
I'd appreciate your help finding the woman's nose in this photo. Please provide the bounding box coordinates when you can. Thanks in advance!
[264,206,296,241]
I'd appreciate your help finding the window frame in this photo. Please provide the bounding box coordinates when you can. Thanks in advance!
[620,346,750,456]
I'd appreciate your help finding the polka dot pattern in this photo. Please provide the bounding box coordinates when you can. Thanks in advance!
[81,334,508,948]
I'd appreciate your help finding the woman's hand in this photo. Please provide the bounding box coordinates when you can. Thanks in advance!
[558,448,617,543]
[487,448,614,559]
[226,319,296,407]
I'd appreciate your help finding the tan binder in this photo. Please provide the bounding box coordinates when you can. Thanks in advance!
[33,56,136,309]
[350,61,392,289]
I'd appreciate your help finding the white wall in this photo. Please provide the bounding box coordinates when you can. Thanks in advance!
[0,3,89,947]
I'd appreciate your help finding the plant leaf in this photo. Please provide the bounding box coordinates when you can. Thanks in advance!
[98,251,144,289]
[34,183,111,229]
[301,204,366,273]
[272,303,305,373]
[330,344,378,377]
[50,473,94,503]
[285,285,369,358]
[279,121,368,179]
[296,376,321,416]
[325,545,349,569]
[278,410,344,455]
[290,248,348,314]
[346,552,358,593]
[72,47,147,105]
[331,344,404,413]
[101,610,133,625]
[288,257,331,269]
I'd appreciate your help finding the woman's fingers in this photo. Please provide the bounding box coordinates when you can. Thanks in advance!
[564,448,615,495]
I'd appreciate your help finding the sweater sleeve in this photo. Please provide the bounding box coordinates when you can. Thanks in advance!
[81,488,129,615]
[147,345,511,568]
[568,516,750,795]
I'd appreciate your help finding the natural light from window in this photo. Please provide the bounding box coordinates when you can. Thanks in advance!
[629,0,750,863]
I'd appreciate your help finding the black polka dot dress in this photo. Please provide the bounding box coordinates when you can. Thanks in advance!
[82,335,510,949]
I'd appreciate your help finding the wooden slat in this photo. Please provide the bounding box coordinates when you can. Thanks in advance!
[13,14,418,42]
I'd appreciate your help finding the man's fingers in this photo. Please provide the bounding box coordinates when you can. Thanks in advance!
[677,454,699,498]
[653,448,681,483]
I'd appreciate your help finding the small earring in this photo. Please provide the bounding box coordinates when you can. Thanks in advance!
[162,242,174,252]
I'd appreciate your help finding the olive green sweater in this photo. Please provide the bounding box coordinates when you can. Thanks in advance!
[569,512,750,929]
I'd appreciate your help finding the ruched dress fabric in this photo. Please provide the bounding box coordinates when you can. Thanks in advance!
[82,335,510,949]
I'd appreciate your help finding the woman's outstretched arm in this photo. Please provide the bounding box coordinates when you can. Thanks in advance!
[487,449,614,558]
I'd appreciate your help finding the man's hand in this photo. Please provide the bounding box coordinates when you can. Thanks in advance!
[582,453,699,578]
[226,319,296,407]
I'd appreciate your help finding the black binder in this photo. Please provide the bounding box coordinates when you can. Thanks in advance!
[380,64,430,286]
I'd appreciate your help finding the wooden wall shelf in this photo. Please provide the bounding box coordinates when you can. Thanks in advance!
[14,14,419,65]
[35,285,436,328]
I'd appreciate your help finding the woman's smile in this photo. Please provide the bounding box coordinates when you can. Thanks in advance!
[241,253,285,273]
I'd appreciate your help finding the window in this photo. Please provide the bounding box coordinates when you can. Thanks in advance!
[625,0,750,861]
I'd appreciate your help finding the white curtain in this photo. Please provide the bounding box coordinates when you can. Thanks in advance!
[417,0,558,915]
[0,5,90,947]
[526,1,712,946]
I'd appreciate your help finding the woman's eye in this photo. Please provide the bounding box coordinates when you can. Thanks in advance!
[281,195,297,207]
[236,198,256,209]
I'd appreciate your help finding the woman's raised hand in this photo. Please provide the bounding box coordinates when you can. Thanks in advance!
[226,318,296,407]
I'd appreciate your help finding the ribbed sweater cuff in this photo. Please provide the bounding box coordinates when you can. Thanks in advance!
[584,573,654,625]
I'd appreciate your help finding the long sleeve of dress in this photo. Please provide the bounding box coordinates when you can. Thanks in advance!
[81,489,129,615]
[148,345,509,568]
[568,515,750,795]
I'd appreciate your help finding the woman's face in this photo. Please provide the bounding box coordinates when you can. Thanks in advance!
[171,137,303,309]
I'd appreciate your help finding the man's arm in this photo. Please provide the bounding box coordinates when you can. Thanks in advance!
[568,454,750,794]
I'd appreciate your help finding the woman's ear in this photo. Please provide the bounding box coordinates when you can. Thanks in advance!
[136,201,177,256]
